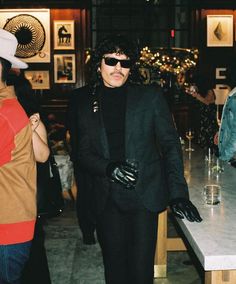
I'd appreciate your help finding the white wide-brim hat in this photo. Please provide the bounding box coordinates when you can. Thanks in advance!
[0,28,28,69]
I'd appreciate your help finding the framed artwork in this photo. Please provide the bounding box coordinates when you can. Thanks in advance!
[24,70,50,89]
[0,9,50,63]
[207,15,233,47]
[54,54,76,83]
[54,20,75,50]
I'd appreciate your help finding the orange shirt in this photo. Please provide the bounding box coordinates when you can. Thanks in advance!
[0,87,36,244]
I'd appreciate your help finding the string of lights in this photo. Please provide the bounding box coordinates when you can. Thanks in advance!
[138,46,199,75]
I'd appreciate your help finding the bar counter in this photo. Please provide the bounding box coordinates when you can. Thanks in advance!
[155,146,236,284]
[181,147,236,269]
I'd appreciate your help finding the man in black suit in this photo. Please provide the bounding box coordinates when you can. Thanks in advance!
[68,34,202,284]
[67,109,96,245]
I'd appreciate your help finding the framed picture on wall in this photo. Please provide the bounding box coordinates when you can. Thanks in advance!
[54,20,75,50]
[207,15,233,47]
[54,54,76,83]
[0,9,50,63]
[24,70,50,89]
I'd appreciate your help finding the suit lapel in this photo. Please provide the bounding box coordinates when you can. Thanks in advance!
[90,88,110,159]
[91,84,142,159]
[125,85,142,156]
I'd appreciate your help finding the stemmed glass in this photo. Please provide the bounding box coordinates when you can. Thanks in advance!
[185,129,194,152]
[211,158,224,175]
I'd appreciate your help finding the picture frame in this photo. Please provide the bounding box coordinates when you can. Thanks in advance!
[207,15,233,47]
[54,54,76,83]
[54,20,75,50]
[24,70,50,90]
[0,9,50,63]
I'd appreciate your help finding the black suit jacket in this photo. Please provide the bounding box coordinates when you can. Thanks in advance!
[67,83,189,214]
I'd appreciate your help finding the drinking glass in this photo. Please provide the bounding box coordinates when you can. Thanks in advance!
[126,158,139,169]
[185,130,194,151]
[203,184,221,205]
[211,158,224,174]
[125,159,139,189]
[185,83,198,96]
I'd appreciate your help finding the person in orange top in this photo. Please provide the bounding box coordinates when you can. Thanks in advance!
[0,29,37,284]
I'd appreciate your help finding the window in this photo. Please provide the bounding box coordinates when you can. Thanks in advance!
[91,0,190,49]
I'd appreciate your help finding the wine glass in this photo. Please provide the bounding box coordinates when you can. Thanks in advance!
[185,129,194,151]
[126,158,139,171]
[125,159,139,189]
[185,83,198,97]
[211,158,224,174]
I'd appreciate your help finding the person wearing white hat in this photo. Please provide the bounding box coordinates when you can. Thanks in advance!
[0,28,37,284]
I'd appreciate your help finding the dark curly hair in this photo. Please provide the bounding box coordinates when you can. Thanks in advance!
[89,34,140,90]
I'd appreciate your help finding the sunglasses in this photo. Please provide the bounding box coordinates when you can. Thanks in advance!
[102,56,132,69]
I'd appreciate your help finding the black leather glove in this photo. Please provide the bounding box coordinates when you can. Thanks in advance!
[169,198,202,222]
[106,161,139,190]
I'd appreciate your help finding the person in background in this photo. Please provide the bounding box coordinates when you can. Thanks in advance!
[185,71,218,152]
[217,61,236,167]
[47,113,75,201]
[68,34,202,284]
[0,28,37,284]
[7,69,51,284]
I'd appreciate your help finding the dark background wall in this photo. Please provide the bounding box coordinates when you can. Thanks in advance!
[0,0,236,128]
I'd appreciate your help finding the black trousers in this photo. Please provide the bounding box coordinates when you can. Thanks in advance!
[21,218,51,284]
[96,198,158,284]
[74,166,96,238]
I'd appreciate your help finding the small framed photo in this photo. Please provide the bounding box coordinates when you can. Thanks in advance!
[24,70,50,89]
[207,15,233,47]
[54,20,75,50]
[54,54,76,83]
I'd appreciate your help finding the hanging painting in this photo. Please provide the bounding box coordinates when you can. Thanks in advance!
[54,54,76,83]
[207,15,233,47]
[24,70,50,89]
[54,20,75,50]
[0,9,50,62]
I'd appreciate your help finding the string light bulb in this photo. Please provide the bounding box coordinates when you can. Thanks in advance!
[138,47,198,75]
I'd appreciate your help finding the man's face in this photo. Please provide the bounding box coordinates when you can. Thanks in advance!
[99,53,131,88]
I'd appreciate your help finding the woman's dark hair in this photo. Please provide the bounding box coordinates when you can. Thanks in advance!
[0,57,11,82]
[186,68,214,98]
[89,34,139,88]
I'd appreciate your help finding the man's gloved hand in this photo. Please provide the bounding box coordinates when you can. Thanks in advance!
[169,198,202,222]
[106,161,139,190]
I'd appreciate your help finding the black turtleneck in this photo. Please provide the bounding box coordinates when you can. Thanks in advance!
[101,84,143,211]
[101,84,127,161]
